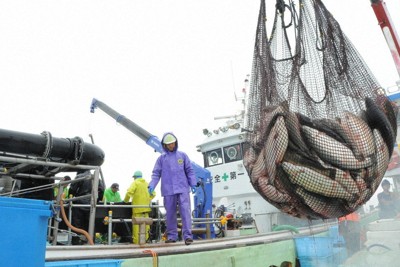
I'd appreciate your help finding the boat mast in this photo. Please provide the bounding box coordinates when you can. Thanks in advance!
[213,76,249,125]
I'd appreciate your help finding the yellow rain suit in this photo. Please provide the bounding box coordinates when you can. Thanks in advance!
[124,178,156,244]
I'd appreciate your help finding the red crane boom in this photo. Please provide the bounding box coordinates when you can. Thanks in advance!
[371,0,400,78]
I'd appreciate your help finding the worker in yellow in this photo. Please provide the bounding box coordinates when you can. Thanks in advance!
[124,170,156,244]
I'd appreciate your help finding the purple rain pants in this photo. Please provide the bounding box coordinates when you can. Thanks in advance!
[164,192,192,241]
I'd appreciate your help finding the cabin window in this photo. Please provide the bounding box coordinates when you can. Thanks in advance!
[205,149,223,167]
[223,144,242,163]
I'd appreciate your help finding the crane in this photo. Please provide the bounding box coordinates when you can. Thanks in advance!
[90,98,214,238]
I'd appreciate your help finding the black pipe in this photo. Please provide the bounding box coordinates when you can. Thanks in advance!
[0,128,105,166]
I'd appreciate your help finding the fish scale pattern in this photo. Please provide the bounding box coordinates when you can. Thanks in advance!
[243,0,398,219]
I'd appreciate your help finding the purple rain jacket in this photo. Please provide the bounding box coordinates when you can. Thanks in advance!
[149,132,197,197]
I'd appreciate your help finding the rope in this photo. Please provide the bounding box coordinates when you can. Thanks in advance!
[73,136,84,164]
[40,131,53,158]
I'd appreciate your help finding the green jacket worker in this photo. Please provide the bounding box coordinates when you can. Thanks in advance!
[103,183,122,203]
[124,170,156,244]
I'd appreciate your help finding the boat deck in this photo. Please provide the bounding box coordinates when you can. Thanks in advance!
[46,224,328,262]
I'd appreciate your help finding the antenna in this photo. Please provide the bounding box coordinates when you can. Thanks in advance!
[213,75,249,123]
[230,61,236,94]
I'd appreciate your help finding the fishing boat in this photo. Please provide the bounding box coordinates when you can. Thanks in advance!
[0,97,383,267]
[0,96,341,267]
[0,85,378,267]
[0,97,342,267]
[0,0,399,267]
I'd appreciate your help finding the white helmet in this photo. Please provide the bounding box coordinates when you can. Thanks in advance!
[163,134,177,144]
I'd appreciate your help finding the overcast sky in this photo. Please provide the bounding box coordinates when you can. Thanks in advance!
[0,0,399,203]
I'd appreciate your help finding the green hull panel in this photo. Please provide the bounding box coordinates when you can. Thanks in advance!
[122,240,296,267]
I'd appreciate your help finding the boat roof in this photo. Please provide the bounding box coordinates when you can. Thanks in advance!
[197,123,244,152]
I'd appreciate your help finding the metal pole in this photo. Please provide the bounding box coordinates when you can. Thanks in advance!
[110,218,220,224]
[68,204,72,245]
[206,213,211,239]
[52,184,65,245]
[0,155,98,169]
[108,209,113,245]
[88,168,100,240]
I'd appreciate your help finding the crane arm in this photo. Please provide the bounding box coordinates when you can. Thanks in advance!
[90,98,163,153]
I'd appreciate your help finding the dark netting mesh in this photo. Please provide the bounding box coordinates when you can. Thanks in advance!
[243,0,399,219]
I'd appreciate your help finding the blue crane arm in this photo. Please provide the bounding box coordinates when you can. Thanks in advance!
[90,98,163,153]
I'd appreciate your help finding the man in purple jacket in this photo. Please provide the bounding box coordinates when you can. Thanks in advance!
[148,132,197,245]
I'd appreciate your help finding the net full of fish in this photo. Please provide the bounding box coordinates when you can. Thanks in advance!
[245,99,396,219]
[243,0,399,219]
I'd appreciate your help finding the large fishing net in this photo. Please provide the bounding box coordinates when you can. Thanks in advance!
[243,0,399,219]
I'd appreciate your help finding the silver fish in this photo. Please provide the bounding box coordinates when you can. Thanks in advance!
[375,94,398,139]
[336,112,375,160]
[370,129,390,192]
[252,105,285,148]
[354,170,368,192]
[332,167,360,197]
[282,162,354,201]
[305,156,360,197]
[295,187,345,219]
[243,146,256,172]
[363,164,377,185]
[284,111,311,155]
[314,117,347,144]
[365,97,395,156]
[249,148,267,184]
[342,170,370,210]
[348,130,390,209]
[348,188,372,211]
[265,116,288,183]
[257,178,291,203]
[302,126,372,170]
[279,203,318,220]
